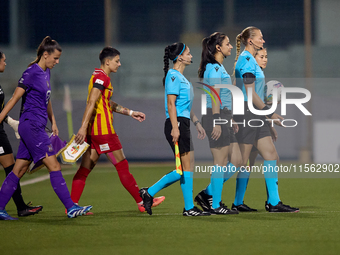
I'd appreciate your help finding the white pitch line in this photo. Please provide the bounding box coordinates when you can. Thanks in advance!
[20,168,123,186]
[20,175,50,186]
[20,170,76,186]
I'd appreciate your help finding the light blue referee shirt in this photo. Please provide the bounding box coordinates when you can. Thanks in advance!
[235,50,265,103]
[203,63,232,110]
[165,69,194,119]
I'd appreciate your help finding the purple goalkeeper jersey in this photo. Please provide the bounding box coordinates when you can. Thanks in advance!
[18,64,51,126]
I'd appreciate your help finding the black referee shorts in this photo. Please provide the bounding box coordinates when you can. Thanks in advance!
[234,102,271,145]
[0,130,13,156]
[164,117,193,155]
[202,107,237,148]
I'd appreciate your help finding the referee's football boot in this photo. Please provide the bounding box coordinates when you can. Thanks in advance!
[194,190,212,212]
[0,210,18,220]
[210,202,239,215]
[67,204,93,218]
[265,201,269,211]
[18,202,43,217]
[183,206,211,216]
[231,202,257,212]
[268,201,299,213]
[139,188,153,215]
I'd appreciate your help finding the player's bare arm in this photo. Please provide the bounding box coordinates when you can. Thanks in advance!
[109,100,130,115]
[167,94,179,143]
[0,87,25,123]
[245,82,284,126]
[47,100,58,136]
[110,100,145,122]
[75,87,101,144]
[190,110,206,140]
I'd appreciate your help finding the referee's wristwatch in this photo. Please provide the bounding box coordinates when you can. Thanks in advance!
[193,120,200,126]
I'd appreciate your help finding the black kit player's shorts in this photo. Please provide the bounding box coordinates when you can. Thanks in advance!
[164,117,193,155]
[0,130,13,156]
[234,102,271,145]
[250,121,273,153]
[202,107,237,148]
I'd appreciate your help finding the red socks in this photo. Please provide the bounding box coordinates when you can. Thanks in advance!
[71,166,91,204]
[71,160,142,204]
[115,159,142,203]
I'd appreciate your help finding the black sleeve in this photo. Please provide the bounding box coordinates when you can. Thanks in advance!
[18,83,27,90]
[242,73,256,84]
[93,83,105,91]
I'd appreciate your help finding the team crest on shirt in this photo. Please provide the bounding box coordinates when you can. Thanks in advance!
[48,144,53,152]
[246,56,250,61]
[171,76,176,82]
[215,67,219,72]
[95,79,104,85]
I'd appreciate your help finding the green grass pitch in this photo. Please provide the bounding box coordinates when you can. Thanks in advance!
[1,164,339,255]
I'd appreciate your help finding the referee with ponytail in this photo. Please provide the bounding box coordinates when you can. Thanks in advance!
[140,42,209,216]
[233,27,299,213]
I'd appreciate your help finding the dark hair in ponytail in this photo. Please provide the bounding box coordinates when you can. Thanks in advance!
[29,36,62,67]
[162,42,186,86]
[198,32,226,79]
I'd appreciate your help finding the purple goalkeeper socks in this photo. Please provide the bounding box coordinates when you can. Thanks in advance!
[49,171,74,209]
[0,171,20,210]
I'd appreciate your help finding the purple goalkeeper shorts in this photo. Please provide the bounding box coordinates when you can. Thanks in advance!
[17,119,55,163]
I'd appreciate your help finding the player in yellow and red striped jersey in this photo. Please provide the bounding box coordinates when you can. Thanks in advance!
[70,47,164,214]
[87,67,115,137]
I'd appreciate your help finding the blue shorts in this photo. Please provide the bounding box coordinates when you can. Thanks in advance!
[16,119,55,163]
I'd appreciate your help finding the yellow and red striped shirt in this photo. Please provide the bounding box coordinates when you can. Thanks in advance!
[87,68,115,136]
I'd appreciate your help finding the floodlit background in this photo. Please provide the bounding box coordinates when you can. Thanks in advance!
[0,0,339,163]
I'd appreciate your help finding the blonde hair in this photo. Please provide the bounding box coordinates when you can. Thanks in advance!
[232,26,260,76]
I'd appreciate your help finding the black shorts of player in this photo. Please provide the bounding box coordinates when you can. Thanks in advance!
[225,108,238,144]
[0,130,13,156]
[251,145,258,153]
[250,121,272,153]
[202,107,236,148]
[234,102,271,145]
[164,117,193,155]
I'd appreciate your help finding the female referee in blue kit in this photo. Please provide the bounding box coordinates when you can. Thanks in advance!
[139,42,209,216]
[193,32,245,214]
[233,26,298,212]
